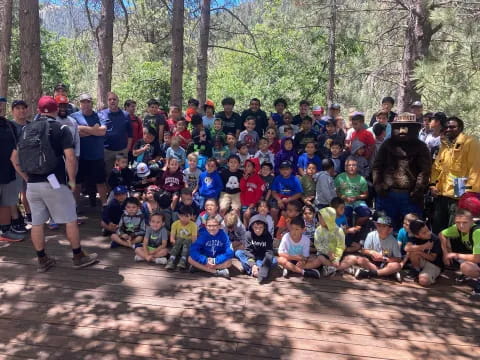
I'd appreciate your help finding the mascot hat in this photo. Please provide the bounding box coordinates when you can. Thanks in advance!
[391,112,421,129]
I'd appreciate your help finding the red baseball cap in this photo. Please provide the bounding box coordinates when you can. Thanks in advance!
[37,96,58,114]
[54,95,69,104]
[458,192,480,217]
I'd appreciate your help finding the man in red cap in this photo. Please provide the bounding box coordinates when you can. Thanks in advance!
[55,95,80,158]
[11,96,98,272]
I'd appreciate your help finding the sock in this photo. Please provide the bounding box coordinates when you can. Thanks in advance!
[72,247,82,255]
[36,249,46,258]
[0,224,10,233]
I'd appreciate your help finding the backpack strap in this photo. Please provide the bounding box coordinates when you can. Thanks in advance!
[469,225,480,249]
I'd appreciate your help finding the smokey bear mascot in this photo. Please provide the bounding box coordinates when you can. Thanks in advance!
[372,113,432,230]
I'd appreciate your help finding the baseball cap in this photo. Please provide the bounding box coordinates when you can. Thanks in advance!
[11,100,28,109]
[136,162,150,178]
[78,93,93,102]
[411,101,423,108]
[113,185,128,195]
[312,105,324,115]
[375,216,393,227]
[279,160,293,169]
[0,96,7,103]
[458,192,480,217]
[146,185,160,193]
[54,95,69,104]
[54,83,67,91]
[351,111,365,121]
[37,96,58,114]
[329,103,341,110]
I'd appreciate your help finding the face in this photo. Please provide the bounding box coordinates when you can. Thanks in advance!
[302,120,312,131]
[355,147,366,156]
[330,109,340,117]
[181,193,193,205]
[445,120,461,140]
[145,189,155,201]
[108,94,119,110]
[214,121,222,131]
[116,158,128,169]
[429,119,441,132]
[376,223,393,239]
[252,221,265,236]
[286,204,300,218]
[259,139,269,151]
[382,102,393,112]
[245,161,254,174]
[226,134,236,146]
[205,107,214,117]
[54,88,67,97]
[283,114,292,124]
[415,226,431,240]
[455,215,474,233]
[318,215,327,227]
[423,117,431,130]
[336,118,345,129]
[305,143,315,155]
[176,122,185,132]
[206,220,220,236]
[179,214,190,225]
[351,119,364,132]
[260,166,271,176]
[335,204,345,216]
[284,139,293,151]
[376,114,388,125]
[285,129,294,138]
[143,131,155,143]
[265,129,276,140]
[126,103,136,114]
[245,119,255,131]
[223,104,234,112]
[188,157,197,169]
[150,215,164,231]
[12,105,28,121]
[257,202,268,215]
[199,131,207,142]
[125,203,139,215]
[345,160,358,176]
[411,106,423,117]
[205,200,218,215]
[250,100,260,112]
[330,144,341,157]
[280,167,292,178]
[299,104,309,115]
[79,100,93,113]
[168,159,179,172]
[148,104,159,114]
[58,103,68,118]
[326,123,336,135]
[303,208,314,220]
[239,145,248,155]
[227,158,240,171]
[164,133,171,143]
[170,107,181,119]
[403,219,412,232]
[306,163,317,176]
[275,103,285,113]
[206,161,217,173]
[114,193,127,203]
[288,223,305,241]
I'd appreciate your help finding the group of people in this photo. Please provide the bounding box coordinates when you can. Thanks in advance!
[0,89,479,296]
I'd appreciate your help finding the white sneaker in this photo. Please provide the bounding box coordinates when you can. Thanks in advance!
[345,266,356,276]
[155,257,168,265]
[322,266,336,277]
[282,268,290,278]
[134,255,144,262]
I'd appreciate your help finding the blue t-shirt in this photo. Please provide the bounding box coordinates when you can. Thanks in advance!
[271,174,303,198]
[397,227,412,255]
[99,109,133,151]
[297,153,323,172]
[198,170,223,199]
[335,214,348,228]
[71,111,105,160]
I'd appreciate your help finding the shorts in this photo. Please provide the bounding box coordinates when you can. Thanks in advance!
[0,179,20,206]
[419,258,441,285]
[344,204,371,218]
[316,252,330,260]
[219,192,241,211]
[148,246,157,252]
[14,173,26,193]
[76,159,106,185]
[26,182,77,226]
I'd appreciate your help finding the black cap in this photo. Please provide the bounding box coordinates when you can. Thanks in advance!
[329,103,340,110]
[54,83,67,91]
[279,160,293,169]
[11,100,28,109]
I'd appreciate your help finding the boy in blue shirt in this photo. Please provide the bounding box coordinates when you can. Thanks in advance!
[271,161,303,215]
[198,158,223,209]
[101,185,127,236]
[297,141,322,176]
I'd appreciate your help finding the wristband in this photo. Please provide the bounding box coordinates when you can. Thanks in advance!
[68,181,76,189]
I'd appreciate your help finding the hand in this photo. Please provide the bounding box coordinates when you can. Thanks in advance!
[429,186,439,197]
[346,197,356,203]
[331,261,340,268]
[144,144,150,151]
[371,252,384,262]
[443,254,453,266]
[278,201,285,210]
[423,241,433,251]
[297,260,305,269]
[446,253,458,260]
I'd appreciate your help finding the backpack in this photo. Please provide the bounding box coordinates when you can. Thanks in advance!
[18,117,59,175]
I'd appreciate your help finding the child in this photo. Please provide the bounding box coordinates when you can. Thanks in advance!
[271,161,303,216]
[274,137,298,175]
[132,126,161,165]
[277,216,323,279]
[210,118,226,142]
[303,204,318,244]
[189,114,211,143]
[404,219,443,286]
[101,185,127,236]
[318,118,346,158]
[276,199,303,240]
[240,158,265,223]
[236,141,251,166]
[108,154,134,190]
[132,162,158,196]
[293,116,317,154]
[187,128,212,167]
[370,122,387,164]
[397,213,419,255]
[188,217,233,278]
[159,131,171,160]
[297,142,322,176]
[219,155,243,216]
[167,105,182,132]
[175,188,200,218]
[196,198,223,230]
[314,207,346,277]
[111,197,146,248]
[340,216,402,281]
[185,98,199,122]
[235,215,276,283]
[173,119,192,149]
[348,112,375,159]
[166,135,186,168]
[329,140,348,175]
[269,98,287,126]
[134,212,169,264]
[143,98,166,142]
[254,200,275,237]
[300,163,317,207]
[283,125,295,139]
[278,111,299,137]
[183,153,201,193]
[264,126,281,154]
[259,162,274,202]
[212,135,230,168]
[202,100,216,130]
[315,158,337,209]
[239,116,260,155]
[198,158,223,209]
[254,137,275,166]
[156,191,174,231]
[159,158,184,210]
[349,139,370,179]
[141,185,160,225]
[330,197,361,253]
[222,211,246,250]
[166,205,198,270]
[226,133,238,155]
[216,97,242,136]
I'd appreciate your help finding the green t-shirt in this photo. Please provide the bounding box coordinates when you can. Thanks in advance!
[441,224,480,255]
[334,172,368,208]
[300,175,316,197]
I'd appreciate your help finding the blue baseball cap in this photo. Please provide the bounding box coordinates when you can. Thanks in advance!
[0,97,7,103]
[113,185,128,195]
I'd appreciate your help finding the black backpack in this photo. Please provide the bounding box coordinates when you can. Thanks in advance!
[18,117,59,175]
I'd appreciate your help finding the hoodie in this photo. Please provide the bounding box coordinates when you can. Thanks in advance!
[117,209,146,237]
[189,228,234,265]
[198,169,223,199]
[350,139,370,178]
[315,170,337,206]
[240,158,265,206]
[314,207,345,263]
[274,137,298,174]
[243,215,274,260]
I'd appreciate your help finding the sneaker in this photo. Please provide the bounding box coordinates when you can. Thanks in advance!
[0,230,25,242]
[404,269,419,282]
[48,222,59,230]
[345,266,356,276]
[177,257,187,270]
[216,268,230,279]
[165,257,176,270]
[25,214,32,225]
[322,266,336,277]
[37,256,56,273]
[395,272,403,283]
[72,252,98,269]
[282,268,290,278]
[455,274,468,284]
[11,222,27,234]
[134,255,144,262]
[303,269,321,279]
[155,257,168,265]
[355,269,372,280]
[188,264,199,273]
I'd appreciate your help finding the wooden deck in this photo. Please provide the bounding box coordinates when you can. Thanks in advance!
[0,205,479,360]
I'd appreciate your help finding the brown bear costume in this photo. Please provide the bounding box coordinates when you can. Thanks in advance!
[372,113,432,229]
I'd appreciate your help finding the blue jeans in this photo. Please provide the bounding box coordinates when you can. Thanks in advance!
[235,249,277,276]
[376,191,422,231]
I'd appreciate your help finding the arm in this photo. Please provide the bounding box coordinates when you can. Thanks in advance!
[215,232,234,264]
[189,235,208,264]
[449,253,480,263]
[10,150,28,182]
[134,218,146,237]
[64,148,77,186]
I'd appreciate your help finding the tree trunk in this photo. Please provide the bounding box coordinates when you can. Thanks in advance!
[170,0,184,107]
[196,0,211,106]
[326,0,336,107]
[397,0,436,112]
[0,0,13,116]
[19,0,42,117]
[96,0,114,110]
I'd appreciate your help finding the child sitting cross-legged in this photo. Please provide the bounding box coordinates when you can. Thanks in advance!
[110,197,146,249]
[101,185,127,236]
[134,212,169,264]
[277,216,324,279]
[166,205,197,271]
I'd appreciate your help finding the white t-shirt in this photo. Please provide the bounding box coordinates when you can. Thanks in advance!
[424,133,440,152]
[278,233,310,257]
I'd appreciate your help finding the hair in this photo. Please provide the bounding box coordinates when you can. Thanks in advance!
[205,198,218,207]
[455,207,473,218]
[250,98,261,106]
[207,158,218,167]
[283,125,293,133]
[150,212,165,222]
[446,116,464,132]
[274,98,287,107]
[143,126,156,137]
[191,114,203,126]
[303,204,315,214]
[221,97,235,106]
[306,162,317,170]
[236,141,248,150]
[404,213,419,222]
[299,100,310,107]
[265,125,278,137]
[244,115,256,123]
[206,216,220,225]
[187,152,198,162]
[181,188,193,196]
[213,135,225,145]
[290,216,305,228]
[423,112,434,122]
[163,130,171,137]
[155,191,172,209]
[125,196,141,207]
[226,132,236,139]
[287,199,303,213]
[330,140,344,148]
[115,153,128,162]
[178,205,194,216]
[351,113,365,122]
[301,116,313,123]
[256,199,270,210]
[345,156,358,165]
[167,157,179,166]
[381,96,395,105]
[147,98,160,107]
[373,123,387,136]
[261,162,273,170]
[330,196,345,209]
[176,119,186,127]
[259,137,269,144]
[170,135,181,146]
[409,219,427,236]
[214,118,223,125]
[124,99,136,108]
[375,109,389,118]
[322,158,334,171]
[224,211,239,228]
[188,98,199,107]
[227,154,241,163]
[432,112,447,127]
[304,141,316,150]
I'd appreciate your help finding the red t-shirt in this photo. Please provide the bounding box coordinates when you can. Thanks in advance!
[239,174,265,206]
[173,129,192,149]
[351,129,375,146]
[129,115,143,151]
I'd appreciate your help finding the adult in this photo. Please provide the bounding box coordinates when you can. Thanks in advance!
[55,95,80,158]
[369,96,396,126]
[124,99,143,163]
[424,111,446,160]
[71,93,108,206]
[292,100,310,126]
[216,97,242,137]
[373,113,431,230]
[430,116,480,234]
[98,92,133,179]
[240,98,268,136]
[410,101,423,123]
[0,96,6,117]
[11,96,97,271]
[143,98,165,142]
[53,83,78,115]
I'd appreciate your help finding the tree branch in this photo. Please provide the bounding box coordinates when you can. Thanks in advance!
[117,0,129,55]
[207,44,262,59]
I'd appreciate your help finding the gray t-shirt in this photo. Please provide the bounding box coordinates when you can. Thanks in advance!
[146,226,168,248]
[363,231,401,258]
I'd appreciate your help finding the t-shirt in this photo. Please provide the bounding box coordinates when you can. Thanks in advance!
[334,172,368,207]
[220,168,242,194]
[260,174,274,195]
[71,111,105,160]
[216,111,242,135]
[300,175,316,197]
[145,226,168,248]
[293,130,318,154]
[26,118,74,185]
[171,220,197,242]
[202,115,216,130]
[240,109,268,136]
[278,233,310,257]
[238,130,259,155]
[441,224,480,255]
[335,214,348,228]
[364,231,402,258]
[271,174,303,198]
[99,109,133,151]
[160,169,185,193]
[143,114,166,138]
[408,233,444,269]
[397,227,412,255]
[297,153,322,172]
[0,119,17,184]
[133,139,161,163]
[165,146,186,165]
[183,167,201,190]
[351,129,375,146]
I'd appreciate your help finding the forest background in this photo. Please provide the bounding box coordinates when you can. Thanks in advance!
[0,0,479,135]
